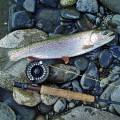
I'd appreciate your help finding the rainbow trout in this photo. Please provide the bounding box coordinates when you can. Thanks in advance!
[0,29,115,70]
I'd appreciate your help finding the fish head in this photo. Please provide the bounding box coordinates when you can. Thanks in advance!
[90,30,115,46]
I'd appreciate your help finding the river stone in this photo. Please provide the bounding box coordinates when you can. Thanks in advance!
[99,50,113,68]
[99,79,120,107]
[49,64,80,83]
[0,102,16,120]
[60,0,77,7]
[72,80,82,92]
[61,9,81,20]
[13,87,41,107]
[23,0,36,13]
[36,115,46,120]
[100,0,120,14]
[54,98,66,113]
[38,102,53,114]
[0,29,48,48]
[111,86,120,114]
[51,106,120,120]
[76,0,98,13]
[80,62,99,90]
[12,11,34,30]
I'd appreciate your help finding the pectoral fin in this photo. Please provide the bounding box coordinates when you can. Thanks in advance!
[82,45,94,49]
[62,56,69,64]
[27,56,41,61]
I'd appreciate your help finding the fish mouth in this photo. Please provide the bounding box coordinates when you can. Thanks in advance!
[92,30,115,45]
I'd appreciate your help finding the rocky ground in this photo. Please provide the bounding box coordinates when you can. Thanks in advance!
[0,0,120,120]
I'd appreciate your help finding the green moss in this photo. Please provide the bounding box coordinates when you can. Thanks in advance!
[60,0,77,7]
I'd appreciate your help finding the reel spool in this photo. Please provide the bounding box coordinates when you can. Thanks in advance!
[26,61,49,84]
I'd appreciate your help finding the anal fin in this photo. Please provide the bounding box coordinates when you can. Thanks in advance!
[62,56,69,64]
[27,56,41,61]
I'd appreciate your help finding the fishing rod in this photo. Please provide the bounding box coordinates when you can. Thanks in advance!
[13,82,120,105]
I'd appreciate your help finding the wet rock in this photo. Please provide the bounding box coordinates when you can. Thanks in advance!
[40,0,59,8]
[23,0,36,13]
[111,86,120,114]
[95,17,101,27]
[54,25,66,34]
[35,8,61,33]
[0,29,48,48]
[86,48,100,60]
[61,9,81,20]
[49,64,80,83]
[0,102,16,120]
[99,79,120,107]
[15,0,25,7]
[85,13,96,24]
[100,6,104,15]
[112,15,120,26]
[12,11,34,30]
[36,115,46,120]
[100,78,110,88]
[3,93,36,120]
[80,63,99,90]
[74,57,89,71]
[110,45,120,60]
[109,105,117,114]
[68,102,75,108]
[60,0,77,7]
[61,82,71,89]
[38,102,53,114]
[100,0,120,14]
[76,0,98,13]
[13,87,41,107]
[41,94,58,105]
[54,98,66,113]
[72,80,82,92]
[99,50,113,68]
[52,106,120,120]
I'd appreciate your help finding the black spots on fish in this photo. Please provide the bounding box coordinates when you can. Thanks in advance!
[82,45,94,49]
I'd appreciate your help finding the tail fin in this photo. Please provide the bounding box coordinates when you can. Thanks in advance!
[0,48,15,71]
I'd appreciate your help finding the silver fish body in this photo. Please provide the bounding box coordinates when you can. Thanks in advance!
[8,30,115,61]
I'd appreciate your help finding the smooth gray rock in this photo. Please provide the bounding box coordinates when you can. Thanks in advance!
[51,106,120,120]
[100,0,120,14]
[72,80,82,92]
[49,64,80,83]
[23,0,36,13]
[76,0,98,13]
[111,86,120,114]
[54,98,66,113]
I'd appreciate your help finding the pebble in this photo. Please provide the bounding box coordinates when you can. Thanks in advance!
[100,78,110,88]
[68,102,75,108]
[54,25,66,34]
[49,64,80,83]
[61,9,81,20]
[85,13,96,24]
[100,6,105,15]
[52,106,120,120]
[15,0,25,7]
[110,45,120,60]
[74,57,89,71]
[61,82,71,89]
[13,87,41,107]
[95,17,101,27]
[3,92,36,120]
[38,102,53,114]
[0,102,16,120]
[76,0,98,13]
[23,0,36,13]
[35,8,61,33]
[111,86,120,114]
[100,0,120,14]
[80,62,99,90]
[99,49,113,68]
[54,98,66,113]
[36,115,46,120]
[60,0,77,7]
[40,0,59,8]
[12,11,34,30]
[112,14,120,26]
[72,80,82,92]
[99,79,120,107]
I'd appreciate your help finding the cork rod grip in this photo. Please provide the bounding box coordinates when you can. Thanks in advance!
[40,85,95,102]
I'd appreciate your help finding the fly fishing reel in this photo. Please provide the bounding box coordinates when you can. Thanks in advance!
[26,60,49,84]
